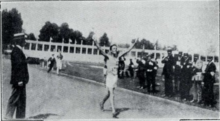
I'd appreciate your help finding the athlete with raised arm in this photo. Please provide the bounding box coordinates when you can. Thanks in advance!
[93,36,138,118]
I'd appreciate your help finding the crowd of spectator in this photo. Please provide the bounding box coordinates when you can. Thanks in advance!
[117,48,217,108]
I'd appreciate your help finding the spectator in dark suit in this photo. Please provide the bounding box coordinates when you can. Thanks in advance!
[203,56,216,107]
[47,54,56,73]
[179,53,193,101]
[145,54,158,93]
[128,59,134,78]
[136,58,146,89]
[161,48,175,97]
[118,56,126,78]
[5,33,29,119]
[173,52,183,95]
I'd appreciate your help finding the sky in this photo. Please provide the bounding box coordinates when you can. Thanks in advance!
[2,1,219,55]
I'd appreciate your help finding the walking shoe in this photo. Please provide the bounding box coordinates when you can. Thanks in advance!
[99,102,104,111]
[112,112,119,118]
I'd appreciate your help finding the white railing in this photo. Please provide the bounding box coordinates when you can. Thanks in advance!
[23,40,219,68]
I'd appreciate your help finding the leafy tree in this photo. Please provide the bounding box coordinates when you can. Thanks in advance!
[83,32,94,45]
[162,46,167,50]
[60,22,70,43]
[50,23,59,42]
[135,38,154,50]
[118,43,130,48]
[2,8,23,49]
[69,29,76,44]
[38,21,52,42]
[99,33,110,47]
[27,33,36,40]
[172,45,178,51]
[74,30,83,44]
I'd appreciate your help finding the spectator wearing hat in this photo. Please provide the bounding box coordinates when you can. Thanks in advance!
[118,56,126,78]
[5,33,29,119]
[128,59,134,78]
[103,56,108,78]
[173,52,183,95]
[190,54,203,103]
[203,56,216,107]
[161,48,175,97]
[136,58,146,89]
[145,54,158,93]
[179,53,193,101]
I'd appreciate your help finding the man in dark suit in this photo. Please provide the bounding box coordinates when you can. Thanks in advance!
[179,53,193,101]
[173,52,183,95]
[5,33,29,119]
[203,56,216,107]
[161,48,175,97]
[145,54,158,93]
[136,58,146,89]
[47,54,56,73]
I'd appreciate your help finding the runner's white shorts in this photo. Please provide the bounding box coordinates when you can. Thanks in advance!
[106,73,118,89]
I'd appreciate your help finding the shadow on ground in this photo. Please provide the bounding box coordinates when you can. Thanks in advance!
[29,113,58,119]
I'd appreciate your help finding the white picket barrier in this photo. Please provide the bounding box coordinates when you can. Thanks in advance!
[23,40,219,68]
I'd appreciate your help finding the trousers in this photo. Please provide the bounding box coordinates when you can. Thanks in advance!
[146,72,156,92]
[164,75,173,96]
[5,85,26,119]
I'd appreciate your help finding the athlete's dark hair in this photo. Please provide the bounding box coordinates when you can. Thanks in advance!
[109,44,117,51]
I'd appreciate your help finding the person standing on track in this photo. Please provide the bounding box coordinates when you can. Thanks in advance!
[145,54,158,93]
[47,54,56,73]
[5,33,38,119]
[93,36,137,118]
[161,48,175,97]
[56,49,63,74]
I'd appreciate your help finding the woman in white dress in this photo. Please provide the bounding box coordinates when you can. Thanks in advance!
[56,49,63,74]
[93,38,137,118]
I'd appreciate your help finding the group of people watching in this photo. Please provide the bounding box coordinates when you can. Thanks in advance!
[118,57,135,78]
[116,48,217,108]
[162,48,217,107]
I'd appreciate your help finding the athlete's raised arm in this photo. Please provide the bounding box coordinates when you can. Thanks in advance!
[118,38,138,58]
[93,40,108,58]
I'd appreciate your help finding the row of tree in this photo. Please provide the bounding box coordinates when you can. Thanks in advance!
[2,8,177,50]
[2,8,23,46]
[38,21,111,47]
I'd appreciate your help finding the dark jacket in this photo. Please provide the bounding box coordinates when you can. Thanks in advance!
[162,55,175,77]
[136,60,145,76]
[204,62,216,83]
[10,46,29,85]
[145,60,156,72]
[48,57,56,67]
[181,58,193,81]
[174,56,182,76]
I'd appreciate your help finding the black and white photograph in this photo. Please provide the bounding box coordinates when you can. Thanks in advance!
[1,0,219,120]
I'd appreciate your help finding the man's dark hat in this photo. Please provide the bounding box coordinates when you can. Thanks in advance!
[150,53,154,58]
[184,53,188,56]
[194,54,199,58]
[207,56,213,59]
[178,51,183,55]
[167,47,172,52]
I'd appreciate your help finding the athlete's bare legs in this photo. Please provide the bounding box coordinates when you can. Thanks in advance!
[100,88,110,111]
[109,87,116,114]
